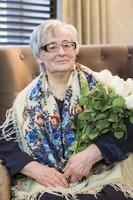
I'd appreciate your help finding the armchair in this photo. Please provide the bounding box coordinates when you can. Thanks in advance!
[0,44,133,200]
[0,44,133,125]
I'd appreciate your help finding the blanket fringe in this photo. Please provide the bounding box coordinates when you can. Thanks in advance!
[109,180,133,198]
[11,187,78,200]
[11,177,133,200]
[70,178,133,199]
[0,107,17,141]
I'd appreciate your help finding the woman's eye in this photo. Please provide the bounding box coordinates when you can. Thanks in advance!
[64,44,70,48]
[49,45,57,50]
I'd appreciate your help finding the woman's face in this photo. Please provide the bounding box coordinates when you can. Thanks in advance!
[39,32,77,75]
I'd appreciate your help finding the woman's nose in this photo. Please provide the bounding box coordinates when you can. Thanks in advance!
[58,45,66,55]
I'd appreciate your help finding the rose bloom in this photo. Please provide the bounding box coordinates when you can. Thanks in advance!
[124,95,133,109]
[109,76,131,98]
[94,69,113,87]
[126,78,133,94]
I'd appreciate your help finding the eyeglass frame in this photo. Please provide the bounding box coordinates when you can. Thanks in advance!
[40,41,77,52]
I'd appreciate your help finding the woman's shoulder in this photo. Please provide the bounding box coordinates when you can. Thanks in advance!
[78,63,97,76]
[79,64,112,80]
[14,75,41,105]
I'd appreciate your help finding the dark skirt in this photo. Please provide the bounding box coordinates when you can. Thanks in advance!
[37,186,133,200]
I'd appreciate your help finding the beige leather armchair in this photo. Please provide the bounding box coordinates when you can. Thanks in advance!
[0,44,133,125]
[0,44,133,200]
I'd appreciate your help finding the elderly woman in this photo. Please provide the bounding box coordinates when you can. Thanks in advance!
[0,19,133,200]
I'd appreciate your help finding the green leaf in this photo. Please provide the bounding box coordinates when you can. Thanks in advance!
[101,105,111,112]
[75,130,82,139]
[109,89,117,98]
[89,112,97,119]
[108,113,118,122]
[118,121,126,131]
[81,86,90,96]
[113,107,124,114]
[71,121,76,129]
[79,96,88,106]
[93,90,104,99]
[86,103,93,110]
[78,111,90,120]
[112,122,119,129]
[78,120,87,130]
[95,119,110,130]
[114,131,124,139]
[80,133,89,141]
[84,124,94,135]
[68,140,78,153]
[95,113,107,121]
[130,115,133,124]
[89,132,99,140]
[71,114,80,129]
[100,128,110,134]
[93,101,103,110]
[77,143,87,152]
[112,96,125,109]
[71,114,88,130]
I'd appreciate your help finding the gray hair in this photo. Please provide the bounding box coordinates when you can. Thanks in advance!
[29,19,79,57]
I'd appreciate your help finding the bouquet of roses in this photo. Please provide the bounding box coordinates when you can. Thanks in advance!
[68,70,133,156]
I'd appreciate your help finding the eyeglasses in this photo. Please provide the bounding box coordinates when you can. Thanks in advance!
[40,41,76,52]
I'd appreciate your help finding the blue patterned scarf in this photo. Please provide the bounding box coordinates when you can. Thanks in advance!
[2,64,95,171]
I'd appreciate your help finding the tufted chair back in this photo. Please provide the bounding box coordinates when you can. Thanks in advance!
[0,44,133,125]
[0,46,38,125]
[77,45,133,79]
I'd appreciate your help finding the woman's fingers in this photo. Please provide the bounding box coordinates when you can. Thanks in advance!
[70,175,82,183]
[34,165,68,188]
[21,162,68,188]
[54,170,68,187]
[44,169,67,188]
[63,151,92,182]
[63,167,71,179]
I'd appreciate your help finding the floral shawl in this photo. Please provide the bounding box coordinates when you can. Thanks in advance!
[1,64,95,169]
[1,64,133,200]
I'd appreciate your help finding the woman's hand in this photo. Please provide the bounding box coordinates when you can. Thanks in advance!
[21,161,68,188]
[63,144,102,183]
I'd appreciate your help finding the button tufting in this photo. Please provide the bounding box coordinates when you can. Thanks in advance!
[128,53,132,59]
[32,74,37,79]
[19,53,25,60]
[101,55,105,60]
